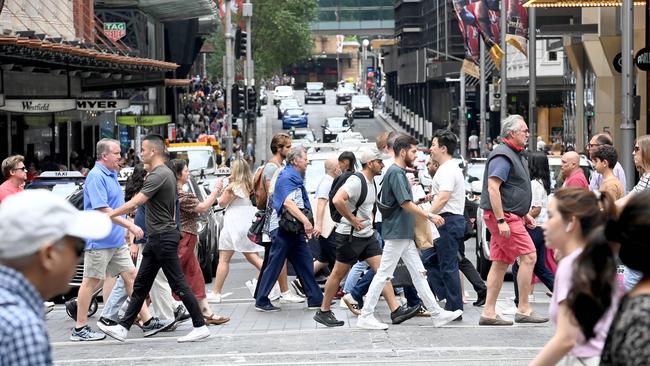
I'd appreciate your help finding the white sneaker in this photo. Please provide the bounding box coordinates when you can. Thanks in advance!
[269,284,281,301]
[501,305,518,316]
[279,291,306,304]
[177,325,210,343]
[338,298,348,309]
[431,309,463,327]
[357,314,388,330]
[97,323,128,342]
[245,280,256,298]
[206,292,222,303]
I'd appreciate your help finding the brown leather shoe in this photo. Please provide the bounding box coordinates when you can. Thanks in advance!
[204,314,230,325]
[478,315,514,326]
[514,311,549,323]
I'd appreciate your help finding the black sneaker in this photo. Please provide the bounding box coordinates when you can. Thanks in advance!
[313,310,344,327]
[255,303,281,312]
[97,317,118,327]
[141,317,175,337]
[391,304,421,324]
[473,291,486,307]
[291,279,306,297]
[174,305,191,323]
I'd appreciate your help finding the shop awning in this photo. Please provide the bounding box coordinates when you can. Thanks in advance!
[96,0,216,22]
[117,115,172,126]
[523,0,644,6]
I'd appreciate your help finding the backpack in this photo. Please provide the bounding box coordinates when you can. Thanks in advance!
[252,162,279,210]
[328,171,369,223]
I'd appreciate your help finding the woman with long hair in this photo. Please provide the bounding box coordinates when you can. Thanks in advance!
[208,159,265,302]
[600,191,650,365]
[508,151,555,312]
[168,159,230,325]
[615,134,650,290]
[530,188,620,366]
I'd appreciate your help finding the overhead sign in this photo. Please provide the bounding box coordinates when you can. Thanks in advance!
[0,99,76,113]
[635,47,650,71]
[76,99,130,111]
[117,115,172,126]
[104,22,126,42]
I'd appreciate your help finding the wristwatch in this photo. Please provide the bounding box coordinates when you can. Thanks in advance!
[497,217,506,224]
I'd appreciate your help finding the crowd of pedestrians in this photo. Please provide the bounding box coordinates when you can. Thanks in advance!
[1,111,650,365]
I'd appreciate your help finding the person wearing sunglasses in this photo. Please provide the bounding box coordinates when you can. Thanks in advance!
[0,154,27,203]
[0,190,111,366]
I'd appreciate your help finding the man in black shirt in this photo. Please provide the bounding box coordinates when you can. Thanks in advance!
[99,134,209,343]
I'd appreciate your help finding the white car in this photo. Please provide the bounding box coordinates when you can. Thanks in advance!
[335,131,366,144]
[348,95,374,118]
[273,85,294,105]
[321,116,353,143]
[335,83,357,105]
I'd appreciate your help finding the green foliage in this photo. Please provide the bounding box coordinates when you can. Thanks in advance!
[206,0,317,80]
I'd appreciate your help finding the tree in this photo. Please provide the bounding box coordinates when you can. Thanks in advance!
[206,0,317,80]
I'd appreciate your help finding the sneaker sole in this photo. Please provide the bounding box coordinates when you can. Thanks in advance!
[255,306,281,312]
[143,320,176,338]
[291,281,306,297]
[342,296,361,316]
[356,322,388,330]
[177,332,210,343]
[96,323,126,342]
[432,310,463,327]
[313,314,345,327]
[69,334,106,342]
[391,305,421,325]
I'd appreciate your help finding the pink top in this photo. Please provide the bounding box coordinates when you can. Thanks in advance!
[549,247,621,358]
[563,170,589,190]
[0,180,23,203]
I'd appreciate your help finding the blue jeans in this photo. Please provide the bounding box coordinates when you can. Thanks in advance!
[343,261,367,293]
[624,267,643,291]
[101,277,128,321]
[255,229,323,307]
[421,214,464,311]
[512,226,554,305]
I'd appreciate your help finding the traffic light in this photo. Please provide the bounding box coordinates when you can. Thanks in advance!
[236,85,246,115]
[246,86,257,111]
[234,27,247,59]
[231,83,240,115]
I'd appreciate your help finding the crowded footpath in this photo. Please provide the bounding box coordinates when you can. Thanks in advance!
[1,114,650,365]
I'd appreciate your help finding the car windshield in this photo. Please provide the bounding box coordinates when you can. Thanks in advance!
[305,159,326,193]
[352,96,371,104]
[306,83,323,90]
[275,86,292,94]
[286,109,303,116]
[169,150,215,171]
[328,118,349,128]
[281,100,299,108]
[293,131,315,141]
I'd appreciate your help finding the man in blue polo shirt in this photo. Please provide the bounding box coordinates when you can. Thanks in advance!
[72,139,171,341]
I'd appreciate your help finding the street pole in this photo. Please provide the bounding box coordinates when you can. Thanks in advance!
[500,0,508,122]
[460,70,467,158]
[362,39,369,94]
[224,0,234,163]
[528,7,536,150]
[244,0,255,157]
[480,40,487,156]
[621,0,635,192]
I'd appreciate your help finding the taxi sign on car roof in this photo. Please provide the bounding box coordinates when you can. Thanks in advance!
[37,171,85,179]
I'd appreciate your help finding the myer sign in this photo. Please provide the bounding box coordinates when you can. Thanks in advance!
[0,99,76,113]
[77,99,130,111]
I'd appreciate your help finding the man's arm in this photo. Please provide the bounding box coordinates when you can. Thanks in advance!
[332,189,363,231]
[429,191,451,214]
[314,198,328,237]
[400,200,443,226]
[111,192,148,218]
[487,177,505,219]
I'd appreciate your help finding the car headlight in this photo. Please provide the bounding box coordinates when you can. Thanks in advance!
[369,105,373,110]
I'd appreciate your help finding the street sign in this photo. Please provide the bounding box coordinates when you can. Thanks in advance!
[0,99,76,113]
[613,52,622,73]
[103,22,126,42]
[116,115,171,126]
[635,47,650,71]
[76,99,130,111]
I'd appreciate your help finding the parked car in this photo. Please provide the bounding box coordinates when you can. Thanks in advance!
[259,85,268,105]
[321,116,353,143]
[273,85,294,105]
[335,131,366,144]
[335,83,357,105]
[282,108,309,129]
[347,95,374,118]
[277,98,301,119]
[289,127,317,144]
[26,171,86,197]
[304,82,326,104]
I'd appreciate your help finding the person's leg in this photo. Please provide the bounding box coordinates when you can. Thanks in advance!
[351,266,375,303]
[102,276,117,304]
[515,251,537,315]
[343,261,367,293]
[286,234,323,307]
[365,255,401,311]
[360,239,406,317]
[212,250,235,294]
[278,261,290,293]
[512,259,521,306]
[75,277,101,328]
[157,231,205,328]
[242,252,264,271]
[76,247,115,328]
[481,261,509,319]
[100,277,128,321]
[320,261,352,312]
[431,217,463,311]
[530,227,554,291]
[403,286,421,307]
[255,230,290,307]
[458,257,487,301]
[420,247,445,300]
[119,242,161,329]
[399,240,445,313]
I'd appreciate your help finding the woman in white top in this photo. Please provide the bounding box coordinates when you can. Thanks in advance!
[511,151,555,308]
[207,159,264,302]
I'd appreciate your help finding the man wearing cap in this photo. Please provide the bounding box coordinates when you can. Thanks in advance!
[0,155,27,203]
[0,190,111,366]
[314,148,421,327]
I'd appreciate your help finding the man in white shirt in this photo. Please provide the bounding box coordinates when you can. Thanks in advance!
[468,131,479,158]
[311,159,341,273]
[422,130,466,313]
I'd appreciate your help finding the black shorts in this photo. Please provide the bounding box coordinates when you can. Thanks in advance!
[332,232,383,265]
[316,236,336,265]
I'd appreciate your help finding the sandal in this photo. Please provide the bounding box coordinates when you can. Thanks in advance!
[204,313,230,325]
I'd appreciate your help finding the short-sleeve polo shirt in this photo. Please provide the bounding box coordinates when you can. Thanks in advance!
[83,162,125,249]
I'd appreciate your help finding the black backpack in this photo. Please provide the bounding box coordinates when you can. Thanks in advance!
[328,171,369,223]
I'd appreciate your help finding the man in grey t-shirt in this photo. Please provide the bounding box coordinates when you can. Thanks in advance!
[139,164,177,235]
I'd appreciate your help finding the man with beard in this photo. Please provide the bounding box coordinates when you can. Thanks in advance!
[254,147,323,312]
[357,135,462,329]
[313,148,420,327]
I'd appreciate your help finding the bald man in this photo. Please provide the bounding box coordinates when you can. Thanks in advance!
[561,151,588,190]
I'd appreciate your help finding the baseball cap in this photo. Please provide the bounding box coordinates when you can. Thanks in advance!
[0,190,111,259]
[358,148,390,164]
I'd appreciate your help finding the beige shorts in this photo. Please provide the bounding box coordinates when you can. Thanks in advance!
[82,245,134,280]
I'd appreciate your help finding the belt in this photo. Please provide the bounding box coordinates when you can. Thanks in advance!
[439,212,463,217]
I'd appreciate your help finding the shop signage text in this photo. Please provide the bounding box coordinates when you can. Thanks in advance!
[0,99,77,113]
[104,22,126,42]
[635,47,650,72]
[77,99,130,111]
[117,115,172,126]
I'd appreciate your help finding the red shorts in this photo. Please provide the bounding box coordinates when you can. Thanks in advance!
[483,210,535,264]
